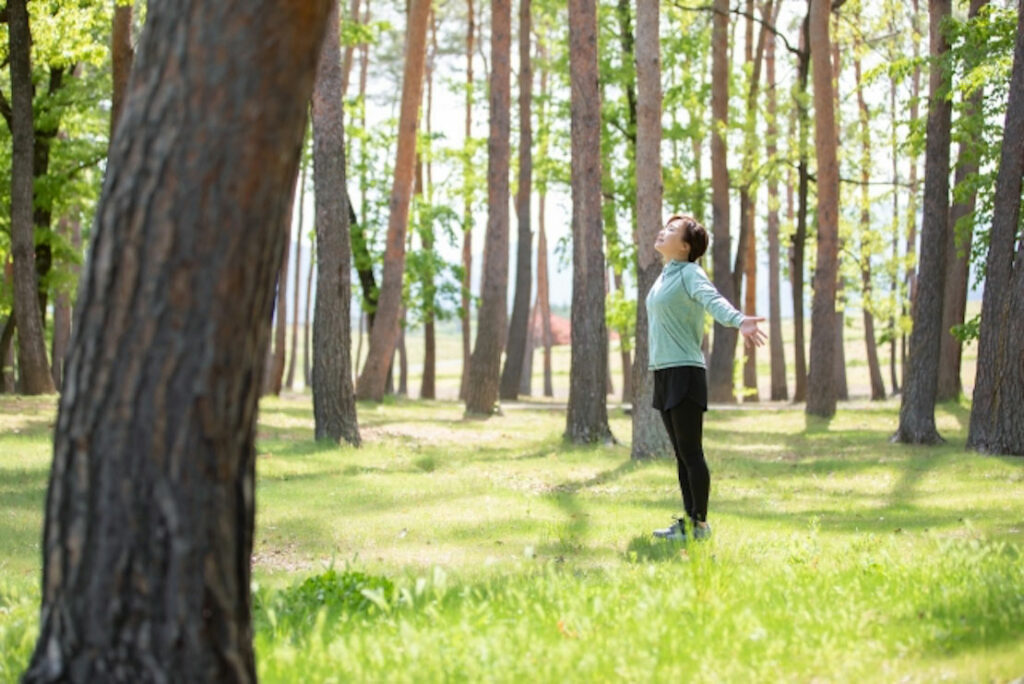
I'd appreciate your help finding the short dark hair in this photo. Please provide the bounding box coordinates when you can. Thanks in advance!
[667,214,708,262]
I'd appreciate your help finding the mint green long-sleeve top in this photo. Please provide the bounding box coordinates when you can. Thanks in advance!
[646,259,745,370]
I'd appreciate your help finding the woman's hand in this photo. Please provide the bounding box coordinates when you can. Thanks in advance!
[739,316,767,349]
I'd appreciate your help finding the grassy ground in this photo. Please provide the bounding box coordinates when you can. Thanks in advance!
[1,391,1022,682]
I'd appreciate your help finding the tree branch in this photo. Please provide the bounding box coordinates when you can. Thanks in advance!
[670,1,803,57]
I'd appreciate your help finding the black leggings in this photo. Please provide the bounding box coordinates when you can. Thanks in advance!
[659,399,709,522]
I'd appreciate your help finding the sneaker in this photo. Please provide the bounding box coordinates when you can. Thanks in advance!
[653,518,687,541]
[692,521,712,541]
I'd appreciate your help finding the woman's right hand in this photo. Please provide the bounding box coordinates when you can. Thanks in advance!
[739,316,767,348]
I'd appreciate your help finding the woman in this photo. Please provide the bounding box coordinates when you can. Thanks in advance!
[647,215,766,542]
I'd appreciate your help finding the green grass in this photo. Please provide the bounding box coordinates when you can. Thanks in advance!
[2,393,1023,682]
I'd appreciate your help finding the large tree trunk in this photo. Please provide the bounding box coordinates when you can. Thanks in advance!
[765,6,787,401]
[565,0,612,443]
[458,0,476,402]
[631,0,671,457]
[708,0,738,403]
[854,43,886,401]
[286,151,307,390]
[8,0,55,395]
[791,12,811,402]
[967,0,1024,456]
[355,0,431,401]
[499,0,533,401]
[465,0,512,415]
[937,0,988,402]
[806,0,839,418]
[896,0,952,444]
[23,1,328,679]
[312,0,361,445]
[111,1,134,137]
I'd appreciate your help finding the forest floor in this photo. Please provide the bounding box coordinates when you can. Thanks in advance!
[1,393,1022,682]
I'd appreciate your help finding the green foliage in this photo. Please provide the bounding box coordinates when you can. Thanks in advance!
[253,568,395,641]
[605,289,636,353]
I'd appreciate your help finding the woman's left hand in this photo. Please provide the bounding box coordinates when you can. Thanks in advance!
[739,316,767,348]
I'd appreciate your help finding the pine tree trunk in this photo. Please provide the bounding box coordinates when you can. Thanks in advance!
[499,0,533,401]
[340,0,362,95]
[631,0,670,457]
[765,8,787,401]
[8,0,54,395]
[888,62,902,396]
[742,200,758,402]
[806,0,839,418]
[937,0,987,402]
[967,0,1024,456]
[708,0,738,403]
[791,14,811,402]
[520,302,537,395]
[466,0,512,415]
[22,1,328,678]
[834,285,848,401]
[459,0,476,402]
[565,0,612,443]
[896,0,952,444]
[111,2,134,137]
[312,0,361,445]
[902,0,924,381]
[356,0,431,401]
[0,317,14,392]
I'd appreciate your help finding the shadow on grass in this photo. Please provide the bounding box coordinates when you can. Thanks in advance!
[623,535,686,563]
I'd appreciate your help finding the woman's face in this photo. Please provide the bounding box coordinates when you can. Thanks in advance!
[654,220,691,262]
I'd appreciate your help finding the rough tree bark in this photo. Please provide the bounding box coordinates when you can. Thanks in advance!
[806,0,840,418]
[565,0,612,443]
[967,0,1024,456]
[8,0,55,395]
[355,0,431,401]
[499,0,533,400]
[896,0,952,444]
[312,0,361,445]
[22,1,329,679]
[937,0,988,402]
[708,0,738,403]
[632,0,672,457]
[465,0,512,415]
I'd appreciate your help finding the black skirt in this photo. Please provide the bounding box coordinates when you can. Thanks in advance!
[652,365,708,412]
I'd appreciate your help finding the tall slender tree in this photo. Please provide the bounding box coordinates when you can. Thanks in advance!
[459,0,476,401]
[466,0,512,414]
[8,0,55,394]
[854,30,886,401]
[967,0,1024,456]
[791,12,811,402]
[23,0,328,677]
[312,0,361,444]
[806,0,840,418]
[565,0,612,443]
[499,0,534,400]
[631,0,671,457]
[265,199,292,396]
[765,2,787,401]
[708,0,738,403]
[286,150,308,390]
[356,0,431,401]
[937,0,988,402]
[896,0,953,444]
